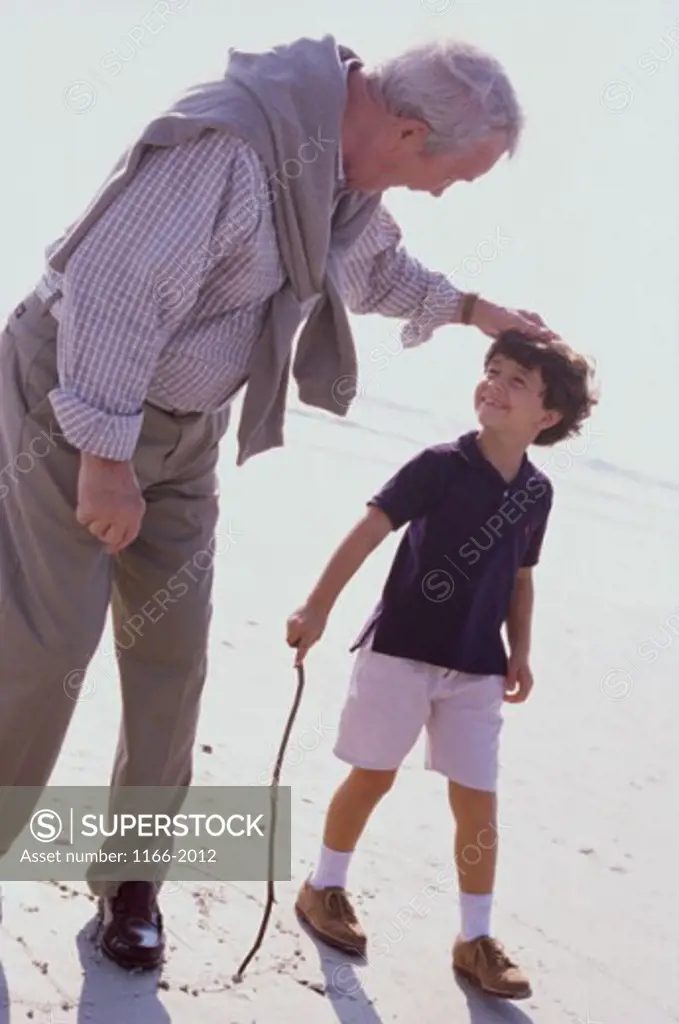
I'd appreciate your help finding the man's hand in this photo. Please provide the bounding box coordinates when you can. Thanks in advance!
[504,651,534,704]
[469,296,560,342]
[76,454,146,555]
[286,602,329,667]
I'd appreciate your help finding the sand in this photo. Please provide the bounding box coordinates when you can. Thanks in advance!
[1,411,679,1024]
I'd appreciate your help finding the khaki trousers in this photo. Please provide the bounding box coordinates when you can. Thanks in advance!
[0,291,230,897]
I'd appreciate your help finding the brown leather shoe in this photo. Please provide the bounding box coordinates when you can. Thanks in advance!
[452,934,531,999]
[99,881,165,971]
[295,878,367,956]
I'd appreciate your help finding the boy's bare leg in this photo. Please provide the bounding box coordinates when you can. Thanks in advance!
[448,780,531,999]
[296,767,396,954]
[448,781,498,895]
[322,767,396,850]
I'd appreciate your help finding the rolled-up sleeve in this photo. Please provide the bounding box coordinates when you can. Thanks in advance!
[49,131,254,460]
[333,203,463,348]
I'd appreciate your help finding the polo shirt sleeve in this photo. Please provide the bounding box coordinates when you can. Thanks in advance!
[522,485,553,567]
[367,447,448,530]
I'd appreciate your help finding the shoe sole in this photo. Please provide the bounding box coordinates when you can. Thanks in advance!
[295,903,367,958]
[453,964,532,1001]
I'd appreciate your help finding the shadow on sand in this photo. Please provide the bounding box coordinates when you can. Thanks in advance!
[0,908,538,1024]
[0,963,8,1024]
[298,916,537,1024]
[454,973,537,1023]
[308,941,385,1023]
[74,912,170,1024]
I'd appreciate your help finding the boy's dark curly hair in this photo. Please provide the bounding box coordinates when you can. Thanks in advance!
[484,330,599,446]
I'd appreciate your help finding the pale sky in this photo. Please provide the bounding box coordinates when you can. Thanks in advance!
[2,0,677,480]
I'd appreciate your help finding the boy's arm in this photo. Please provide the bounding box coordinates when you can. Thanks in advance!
[286,505,394,664]
[287,446,447,665]
[503,567,535,703]
[507,481,552,664]
[309,506,393,615]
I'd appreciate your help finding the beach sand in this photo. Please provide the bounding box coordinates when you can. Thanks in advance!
[2,405,678,1024]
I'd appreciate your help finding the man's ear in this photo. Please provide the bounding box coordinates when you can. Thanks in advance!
[393,116,430,151]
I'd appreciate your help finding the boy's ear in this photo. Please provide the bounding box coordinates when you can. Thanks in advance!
[540,409,563,431]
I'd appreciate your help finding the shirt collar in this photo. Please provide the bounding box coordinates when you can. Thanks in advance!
[458,430,531,489]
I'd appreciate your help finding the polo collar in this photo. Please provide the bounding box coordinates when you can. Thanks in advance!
[458,430,530,490]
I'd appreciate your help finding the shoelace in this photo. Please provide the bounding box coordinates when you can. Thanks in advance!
[323,888,358,924]
[479,937,516,971]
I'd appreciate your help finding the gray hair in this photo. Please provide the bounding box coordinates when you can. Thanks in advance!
[369,39,524,157]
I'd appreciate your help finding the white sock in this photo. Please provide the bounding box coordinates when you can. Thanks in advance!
[310,845,353,889]
[459,892,493,941]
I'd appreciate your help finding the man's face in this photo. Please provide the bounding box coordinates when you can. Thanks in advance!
[474,354,561,441]
[345,123,508,195]
[403,134,509,196]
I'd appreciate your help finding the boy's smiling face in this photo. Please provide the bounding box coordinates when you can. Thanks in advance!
[474,353,562,442]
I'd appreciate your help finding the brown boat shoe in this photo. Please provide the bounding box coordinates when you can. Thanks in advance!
[295,878,367,956]
[452,934,531,1000]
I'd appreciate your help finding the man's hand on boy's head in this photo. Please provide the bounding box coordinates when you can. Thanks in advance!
[503,652,534,703]
[466,297,561,343]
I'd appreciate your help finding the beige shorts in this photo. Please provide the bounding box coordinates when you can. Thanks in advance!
[333,640,506,792]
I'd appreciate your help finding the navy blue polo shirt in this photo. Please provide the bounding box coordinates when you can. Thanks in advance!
[351,430,553,676]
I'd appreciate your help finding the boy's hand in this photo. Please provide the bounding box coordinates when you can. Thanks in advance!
[504,652,534,703]
[286,603,329,666]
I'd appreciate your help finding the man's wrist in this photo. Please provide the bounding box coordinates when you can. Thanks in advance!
[458,292,479,325]
[80,451,133,472]
[452,292,491,328]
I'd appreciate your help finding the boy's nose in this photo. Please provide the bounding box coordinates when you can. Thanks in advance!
[486,381,507,401]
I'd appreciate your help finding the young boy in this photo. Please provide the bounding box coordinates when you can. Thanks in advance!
[286,330,598,1000]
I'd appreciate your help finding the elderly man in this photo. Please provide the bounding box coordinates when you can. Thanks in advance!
[0,34,557,972]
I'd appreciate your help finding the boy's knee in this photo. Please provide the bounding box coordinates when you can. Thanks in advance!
[350,766,397,796]
[448,780,496,820]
